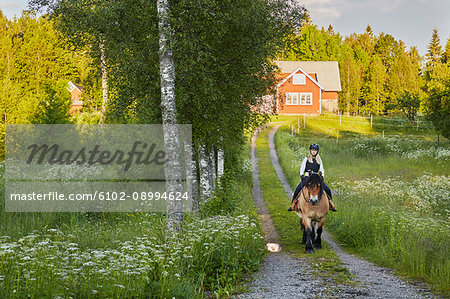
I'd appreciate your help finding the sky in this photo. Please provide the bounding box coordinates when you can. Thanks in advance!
[1,0,449,57]
[300,0,450,56]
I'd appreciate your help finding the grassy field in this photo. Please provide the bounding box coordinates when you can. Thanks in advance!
[0,142,265,298]
[273,114,450,296]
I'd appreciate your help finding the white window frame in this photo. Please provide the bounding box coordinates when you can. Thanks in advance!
[286,92,298,105]
[293,74,306,85]
[299,93,313,105]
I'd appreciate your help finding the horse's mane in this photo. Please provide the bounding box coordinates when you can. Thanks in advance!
[306,173,324,198]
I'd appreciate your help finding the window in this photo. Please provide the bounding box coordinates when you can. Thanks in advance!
[286,93,298,105]
[300,93,312,105]
[293,74,306,85]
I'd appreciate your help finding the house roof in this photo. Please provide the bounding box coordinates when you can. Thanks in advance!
[68,81,83,92]
[277,65,324,90]
[275,61,342,92]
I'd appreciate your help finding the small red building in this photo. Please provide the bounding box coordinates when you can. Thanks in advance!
[275,61,341,114]
[67,81,84,114]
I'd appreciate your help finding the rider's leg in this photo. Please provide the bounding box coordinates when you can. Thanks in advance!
[288,179,305,211]
[323,182,337,211]
[292,181,304,203]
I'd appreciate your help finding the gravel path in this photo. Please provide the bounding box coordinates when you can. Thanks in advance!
[234,126,327,299]
[236,124,439,299]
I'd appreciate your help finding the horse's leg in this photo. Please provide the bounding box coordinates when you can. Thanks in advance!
[301,221,306,245]
[303,218,314,254]
[314,218,326,250]
[311,222,316,243]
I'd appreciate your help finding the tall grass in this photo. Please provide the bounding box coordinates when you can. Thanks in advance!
[0,141,265,297]
[274,117,450,296]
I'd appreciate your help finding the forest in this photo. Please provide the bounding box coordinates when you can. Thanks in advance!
[0,5,449,141]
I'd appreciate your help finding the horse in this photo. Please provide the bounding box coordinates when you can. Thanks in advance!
[292,173,329,253]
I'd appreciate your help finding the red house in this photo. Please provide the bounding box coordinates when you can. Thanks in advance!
[275,61,341,114]
[67,81,84,114]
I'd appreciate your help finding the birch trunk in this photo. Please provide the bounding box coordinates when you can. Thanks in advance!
[198,144,213,201]
[99,35,108,126]
[210,145,216,183]
[217,147,224,178]
[157,0,183,232]
[185,140,199,215]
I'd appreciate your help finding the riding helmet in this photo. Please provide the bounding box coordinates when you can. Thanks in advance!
[309,143,320,150]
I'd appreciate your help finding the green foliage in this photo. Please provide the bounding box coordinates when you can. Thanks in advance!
[71,110,102,124]
[0,11,100,149]
[283,23,344,61]
[36,0,305,159]
[426,28,442,67]
[395,91,421,124]
[442,38,450,64]
[202,168,251,217]
[423,49,450,139]
[361,55,386,115]
[30,82,72,124]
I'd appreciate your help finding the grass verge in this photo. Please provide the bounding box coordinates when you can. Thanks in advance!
[0,139,265,298]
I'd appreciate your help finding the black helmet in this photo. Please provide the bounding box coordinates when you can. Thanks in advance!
[309,143,319,150]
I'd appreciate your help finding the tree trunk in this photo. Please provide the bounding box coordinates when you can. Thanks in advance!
[198,144,214,201]
[157,0,183,232]
[99,35,108,126]
[217,147,224,178]
[185,140,199,215]
[210,145,216,182]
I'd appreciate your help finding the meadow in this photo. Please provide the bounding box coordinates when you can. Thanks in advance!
[0,143,265,297]
[273,114,450,295]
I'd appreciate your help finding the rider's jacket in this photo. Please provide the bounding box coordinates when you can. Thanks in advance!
[305,159,320,173]
[300,156,325,178]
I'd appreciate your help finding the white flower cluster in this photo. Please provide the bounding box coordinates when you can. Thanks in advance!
[335,174,450,218]
[0,215,264,296]
[349,136,450,162]
[241,158,252,175]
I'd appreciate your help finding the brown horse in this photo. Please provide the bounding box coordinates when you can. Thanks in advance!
[293,173,329,253]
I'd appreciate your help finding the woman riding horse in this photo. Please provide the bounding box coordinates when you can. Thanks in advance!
[296,172,330,253]
[288,143,337,212]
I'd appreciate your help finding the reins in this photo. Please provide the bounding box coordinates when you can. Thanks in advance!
[301,172,324,204]
[301,187,310,203]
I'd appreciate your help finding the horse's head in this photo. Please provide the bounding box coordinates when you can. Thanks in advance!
[306,173,323,205]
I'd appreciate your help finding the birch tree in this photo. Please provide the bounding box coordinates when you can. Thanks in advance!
[184,140,199,215]
[157,0,184,231]
[98,35,108,125]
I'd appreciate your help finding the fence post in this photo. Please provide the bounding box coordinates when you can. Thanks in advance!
[370,115,373,128]
[340,114,341,126]
[382,130,384,138]
[303,113,306,128]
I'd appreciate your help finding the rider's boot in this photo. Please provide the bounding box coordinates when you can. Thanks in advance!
[329,199,337,212]
[288,198,298,211]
